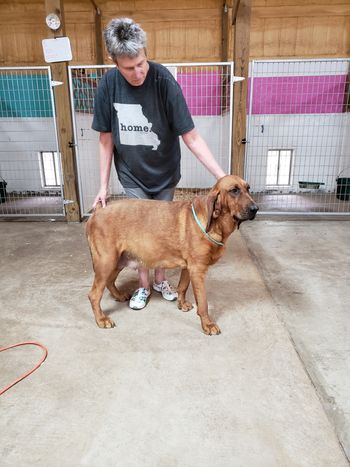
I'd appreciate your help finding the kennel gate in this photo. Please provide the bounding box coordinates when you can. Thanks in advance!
[68,62,234,216]
[0,66,65,217]
[245,58,350,216]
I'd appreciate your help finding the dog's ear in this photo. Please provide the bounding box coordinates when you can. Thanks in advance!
[206,191,222,232]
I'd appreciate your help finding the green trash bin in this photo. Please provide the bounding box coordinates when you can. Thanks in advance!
[336,169,350,201]
[0,177,7,203]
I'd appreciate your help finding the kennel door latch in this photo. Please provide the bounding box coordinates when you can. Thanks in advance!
[63,199,74,205]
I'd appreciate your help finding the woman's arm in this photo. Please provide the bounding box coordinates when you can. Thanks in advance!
[93,132,114,208]
[181,128,226,180]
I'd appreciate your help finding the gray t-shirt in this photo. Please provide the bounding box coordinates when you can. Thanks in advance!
[92,62,195,194]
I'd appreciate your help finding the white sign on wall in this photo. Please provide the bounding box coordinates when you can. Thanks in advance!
[42,37,72,63]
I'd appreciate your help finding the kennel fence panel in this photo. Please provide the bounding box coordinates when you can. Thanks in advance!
[0,67,64,217]
[245,59,350,215]
[69,62,233,216]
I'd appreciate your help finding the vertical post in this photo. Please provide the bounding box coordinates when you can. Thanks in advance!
[90,0,104,64]
[221,1,234,60]
[343,65,350,113]
[94,8,104,65]
[222,3,229,62]
[45,0,80,221]
[221,3,232,121]
[231,0,251,177]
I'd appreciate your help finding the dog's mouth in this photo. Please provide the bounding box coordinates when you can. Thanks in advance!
[233,217,242,229]
[233,204,259,224]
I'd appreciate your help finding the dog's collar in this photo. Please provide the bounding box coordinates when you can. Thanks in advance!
[191,204,224,247]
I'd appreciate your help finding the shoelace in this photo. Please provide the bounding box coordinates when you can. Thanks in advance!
[161,282,176,295]
[140,290,149,299]
[133,288,149,300]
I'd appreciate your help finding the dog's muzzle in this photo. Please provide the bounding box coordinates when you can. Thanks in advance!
[237,203,259,221]
[248,203,259,220]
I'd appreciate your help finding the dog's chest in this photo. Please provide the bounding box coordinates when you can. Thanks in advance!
[205,246,226,265]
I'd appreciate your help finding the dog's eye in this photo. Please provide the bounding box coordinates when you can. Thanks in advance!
[230,187,240,195]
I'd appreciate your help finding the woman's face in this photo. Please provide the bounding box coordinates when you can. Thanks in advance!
[115,49,149,87]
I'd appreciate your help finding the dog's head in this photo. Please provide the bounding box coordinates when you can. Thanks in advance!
[206,175,258,231]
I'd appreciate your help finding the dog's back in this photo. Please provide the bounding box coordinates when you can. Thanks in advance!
[87,198,190,237]
[86,198,193,270]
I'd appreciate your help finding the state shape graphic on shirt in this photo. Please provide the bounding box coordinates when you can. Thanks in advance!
[114,103,160,150]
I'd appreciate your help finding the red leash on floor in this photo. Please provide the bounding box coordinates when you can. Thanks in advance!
[0,342,48,396]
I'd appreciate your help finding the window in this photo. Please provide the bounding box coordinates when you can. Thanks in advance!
[266,149,293,186]
[39,151,61,187]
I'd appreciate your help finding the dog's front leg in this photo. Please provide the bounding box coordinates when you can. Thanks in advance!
[177,268,193,312]
[189,267,221,336]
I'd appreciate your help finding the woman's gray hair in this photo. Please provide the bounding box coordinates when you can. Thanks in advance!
[104,18,147,61]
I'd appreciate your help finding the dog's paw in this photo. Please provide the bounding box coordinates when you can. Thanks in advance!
[110,290,131,302]
[202,322,221,335]
[96,317,115,329]
[116,291,131,302]
[177,300,193,312]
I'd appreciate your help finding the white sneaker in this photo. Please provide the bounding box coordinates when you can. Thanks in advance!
[129,288,150,310]
[153,280,178,301]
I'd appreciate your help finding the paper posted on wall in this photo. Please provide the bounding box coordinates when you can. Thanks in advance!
[42,37,72,63]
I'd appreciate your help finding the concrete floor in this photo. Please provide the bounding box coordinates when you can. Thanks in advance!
[241,219,350,461]
[0,219,349,467]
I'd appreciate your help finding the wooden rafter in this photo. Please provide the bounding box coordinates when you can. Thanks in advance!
[232,0,241,25]
[89,0,104,64]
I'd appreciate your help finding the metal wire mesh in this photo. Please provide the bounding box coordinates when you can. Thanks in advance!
[2,60,348,219]
[245,59,350,215]
[0,67,64,217]
[69,63,233,216]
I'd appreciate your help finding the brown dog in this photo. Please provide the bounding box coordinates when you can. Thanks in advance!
[86,175,258,335]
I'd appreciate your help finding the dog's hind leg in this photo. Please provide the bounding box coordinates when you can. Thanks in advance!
[177,268,193,312]
[88,257,119,329]
[106,263,131,302]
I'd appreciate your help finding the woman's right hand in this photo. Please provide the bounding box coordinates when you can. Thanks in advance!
[92,187,108,209]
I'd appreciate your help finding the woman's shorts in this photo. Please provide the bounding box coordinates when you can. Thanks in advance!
[123,186,175,201]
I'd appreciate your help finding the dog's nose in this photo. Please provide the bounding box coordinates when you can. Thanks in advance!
[249,204,259,218]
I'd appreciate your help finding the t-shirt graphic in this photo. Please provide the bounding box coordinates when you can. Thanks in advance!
[114,103,160,150]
